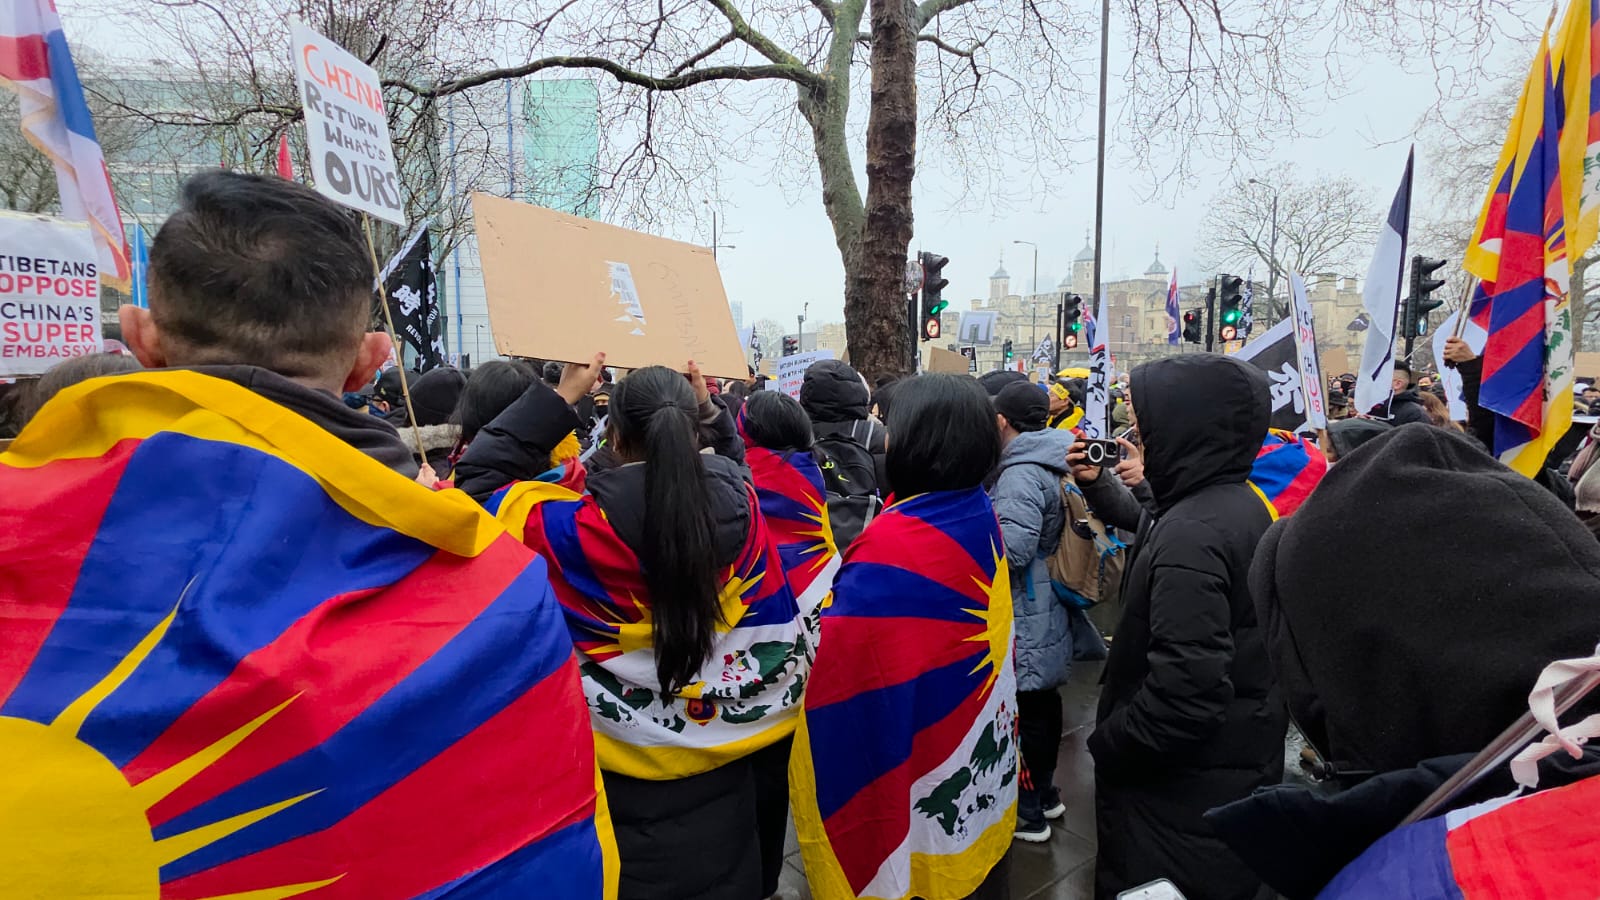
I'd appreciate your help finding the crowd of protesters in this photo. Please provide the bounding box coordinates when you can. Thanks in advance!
[4,171,1599,900]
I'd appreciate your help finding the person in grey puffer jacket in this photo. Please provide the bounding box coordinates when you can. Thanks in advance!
[989,381,1078,843]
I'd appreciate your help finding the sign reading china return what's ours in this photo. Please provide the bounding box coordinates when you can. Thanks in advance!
[0,213,101,377]
[290,22,405,225]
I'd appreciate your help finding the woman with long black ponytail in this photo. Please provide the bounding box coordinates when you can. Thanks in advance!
[457,355,818,900]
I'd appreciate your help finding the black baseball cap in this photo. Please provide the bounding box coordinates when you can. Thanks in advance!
[993,381,1048,432]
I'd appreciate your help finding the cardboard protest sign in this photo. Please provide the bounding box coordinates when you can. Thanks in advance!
[926,345,969,375]
[0,213,101,377]
[471,193,747,378]
[776,349,834,399]
[291,22,405,226]
[1321,346,1350,381]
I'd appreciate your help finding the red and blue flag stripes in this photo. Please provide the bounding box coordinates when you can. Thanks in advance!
[1247,429,1328,521]
[790,488,1016,900]
[490,468,818,782]
[0,0,131,288]
[742,440,839,607]
[0,371,616,899]
[1320,774,1600,898]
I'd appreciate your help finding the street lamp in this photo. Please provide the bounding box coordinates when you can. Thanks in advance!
[704,200,737,259]
[1247,177,1281,323]
[1013,239,1039,350]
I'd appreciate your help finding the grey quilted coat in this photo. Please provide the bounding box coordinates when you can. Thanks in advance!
[990,427,1077,692]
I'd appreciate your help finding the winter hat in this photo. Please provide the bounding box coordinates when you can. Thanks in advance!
[978,369,1029,397]
[799,359,871,423]
[993,381,1047,433]
[1325,417,1393,461]
[1249,423,1600,775]
[407,366,467,426]
[373,367,405,403]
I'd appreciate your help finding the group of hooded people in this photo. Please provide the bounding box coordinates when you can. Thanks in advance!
[4,169,1599,900]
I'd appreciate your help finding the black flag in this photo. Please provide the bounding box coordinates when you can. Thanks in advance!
[376,227,444,371]
[1234,315,1305,432]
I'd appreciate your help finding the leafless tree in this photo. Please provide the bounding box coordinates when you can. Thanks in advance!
[1200,166,1378,320]
[63,0,1535,379]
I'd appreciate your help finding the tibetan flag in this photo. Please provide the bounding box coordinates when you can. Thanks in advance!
[491,472,819,782]
[744,443,840,609]
[1320,774,1600,898]
[0,0,132,290]
[1247,429,1329,521]
[1555,0,1600,259]
[0,370,616,899]
[1464,28,1574,477]
[791,487,1017,900]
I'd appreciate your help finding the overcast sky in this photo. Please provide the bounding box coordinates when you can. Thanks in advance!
[57,0,1548,329]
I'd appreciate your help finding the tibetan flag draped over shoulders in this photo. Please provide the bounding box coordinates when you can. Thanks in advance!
[490,471,820,782]
[1463,27,1574,477]
[1320,774,1600,898]
[0,371,616,899]
[791,487,1017,900]
[743,442,840,609]
[1247,429,1329,521]
[0,0,131,289]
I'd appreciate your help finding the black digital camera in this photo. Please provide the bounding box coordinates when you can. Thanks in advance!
[1079,438,1120,468]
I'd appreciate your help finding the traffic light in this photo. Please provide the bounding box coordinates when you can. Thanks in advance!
[1404,255,1449,338]
[1003,339,1014,361]
[1062,294,1084,349]
[919,251,949,342]
[1217,274,1244,342]
[782,336,799,357]
[1182,308,1202,344]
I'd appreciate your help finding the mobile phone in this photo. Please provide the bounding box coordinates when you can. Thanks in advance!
[1079,438,1120,468]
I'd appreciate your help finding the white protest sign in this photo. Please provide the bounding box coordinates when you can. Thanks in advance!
[1434,310,1487,422]
[776,349,834,399]
[0,213,101,377]
[291,22,405,225]
[1289,273,1328,430]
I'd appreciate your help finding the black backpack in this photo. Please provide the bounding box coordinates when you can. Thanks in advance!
[815,421,883,550]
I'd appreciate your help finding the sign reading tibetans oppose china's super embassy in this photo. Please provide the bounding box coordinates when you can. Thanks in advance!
[0,213,101,377]
[290,22,406,226]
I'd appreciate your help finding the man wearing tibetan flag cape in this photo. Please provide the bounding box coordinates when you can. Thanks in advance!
[0,172,615,899]
[791,374,1017,900]
[458,363,822,900]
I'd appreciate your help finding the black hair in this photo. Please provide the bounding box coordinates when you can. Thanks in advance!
[24,353,143,424]
[148,171,370,378]
[741,390,813,453]
[454,359,539,445]
[609,366,723,694]
[542,361,564,386]
[885,374,1001,497]
[873,378,904,421]
[722,379,750,401]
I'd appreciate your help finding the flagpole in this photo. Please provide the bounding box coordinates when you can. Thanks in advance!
[1092,0,1112,429]
[362,215,426,457]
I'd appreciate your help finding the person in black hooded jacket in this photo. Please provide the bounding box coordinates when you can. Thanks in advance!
[1068,354,1284,900]
[800,358,888,495]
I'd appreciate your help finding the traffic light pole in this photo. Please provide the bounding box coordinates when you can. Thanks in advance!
[1054,300,1064,371]
[1204,282,1217,353]
[1401,293,1416,362]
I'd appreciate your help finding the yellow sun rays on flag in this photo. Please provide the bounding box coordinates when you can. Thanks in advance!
[962,541,1013,698]
[0,588,342,900]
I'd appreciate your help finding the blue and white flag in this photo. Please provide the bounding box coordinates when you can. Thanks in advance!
[1355,149,1414,415]
[129,221,149,309]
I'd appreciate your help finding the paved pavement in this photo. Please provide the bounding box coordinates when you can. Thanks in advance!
[777,661,1107,900]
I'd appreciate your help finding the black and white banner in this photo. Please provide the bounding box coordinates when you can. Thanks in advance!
[1235,315,1306,432]
[376,226,444,371]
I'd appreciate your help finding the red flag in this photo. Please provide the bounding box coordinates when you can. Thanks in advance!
[275,133,294,180]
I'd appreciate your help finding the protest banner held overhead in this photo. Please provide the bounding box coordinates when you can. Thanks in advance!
[290,22,405,226]
[776,349,834,399]
[0,212,100,377]
[471,193,747,378]
[376,226,444,371]
[1288,273,1329,431]
[1235,315,1306,432]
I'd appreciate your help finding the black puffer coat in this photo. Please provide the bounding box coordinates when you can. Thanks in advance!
[1079,355,1285,900]
[799,359,888,492]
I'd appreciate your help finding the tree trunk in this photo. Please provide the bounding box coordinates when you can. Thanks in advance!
[850,0,919,382]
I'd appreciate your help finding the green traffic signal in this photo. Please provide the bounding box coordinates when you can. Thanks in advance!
[1221,309,1241,325]
[930,299,949,315]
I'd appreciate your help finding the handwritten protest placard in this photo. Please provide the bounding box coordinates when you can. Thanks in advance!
[291,22,405,225]
[776,349,835,399]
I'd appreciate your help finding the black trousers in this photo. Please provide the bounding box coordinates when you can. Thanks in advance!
[749,735,794,898]
[1017,688,1064,793]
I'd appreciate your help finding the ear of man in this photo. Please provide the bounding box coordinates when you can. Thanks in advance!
[119,305,167,369]
[345,333,393,394]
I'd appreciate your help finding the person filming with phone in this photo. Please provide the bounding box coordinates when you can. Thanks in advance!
[1066,355,1285,900]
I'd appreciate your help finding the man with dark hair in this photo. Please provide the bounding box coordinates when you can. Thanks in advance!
[1,171,613,893]
[119,171,411,472]
[1367,361,1429,426]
